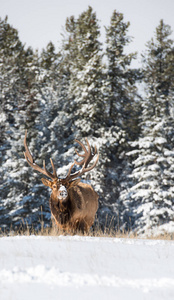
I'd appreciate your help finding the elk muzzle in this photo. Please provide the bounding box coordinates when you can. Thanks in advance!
[57,185,68,201]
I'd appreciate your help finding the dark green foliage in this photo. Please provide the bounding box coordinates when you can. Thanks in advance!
[61,6,105,136]
[104,10,140,139]
[120,20,174,235]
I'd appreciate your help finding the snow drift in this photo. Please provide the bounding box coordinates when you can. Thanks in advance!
[0,235,174,300]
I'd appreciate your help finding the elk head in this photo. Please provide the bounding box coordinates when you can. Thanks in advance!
[24,130,99,210]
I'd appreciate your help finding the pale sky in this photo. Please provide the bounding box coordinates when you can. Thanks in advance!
[1,0,174,65]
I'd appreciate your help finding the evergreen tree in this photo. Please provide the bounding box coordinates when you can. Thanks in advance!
[104,10,139,140]
[142,19,174,119]
[0,17,44,230]
[97,11,140,229]
[120,20,174,235]
[64,6,104,136]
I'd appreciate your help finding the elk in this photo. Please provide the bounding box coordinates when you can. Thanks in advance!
[24,131,99,232]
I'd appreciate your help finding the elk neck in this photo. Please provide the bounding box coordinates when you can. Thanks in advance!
[50,189,70,211]
[49,192,71,225]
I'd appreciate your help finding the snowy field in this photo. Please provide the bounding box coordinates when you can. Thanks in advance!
[0,236,174,300]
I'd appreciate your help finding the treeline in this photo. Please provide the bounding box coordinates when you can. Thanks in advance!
[0,7,174,235]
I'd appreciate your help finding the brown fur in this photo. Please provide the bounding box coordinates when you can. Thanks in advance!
[42,179,98,232]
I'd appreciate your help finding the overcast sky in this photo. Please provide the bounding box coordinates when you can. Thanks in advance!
[1,0,174,65]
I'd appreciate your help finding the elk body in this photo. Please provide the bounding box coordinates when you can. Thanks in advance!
[24,131,99,232]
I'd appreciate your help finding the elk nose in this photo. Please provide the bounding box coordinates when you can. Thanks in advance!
[58,185,68,200]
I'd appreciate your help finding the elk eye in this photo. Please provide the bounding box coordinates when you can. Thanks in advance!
[53,185,57,189]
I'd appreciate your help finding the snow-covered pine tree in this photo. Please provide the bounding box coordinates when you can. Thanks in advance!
[120,20,174,236]
[100,11,140,230]
[104,10,139,140]
[142,20,174,120]
[65,6,104,136]
[0,17,46,230]
[0,16,27,229]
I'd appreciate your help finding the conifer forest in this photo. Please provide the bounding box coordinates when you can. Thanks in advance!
[1,7,174,236]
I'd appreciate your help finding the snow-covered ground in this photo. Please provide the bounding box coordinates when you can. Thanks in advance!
[0,236,174,300]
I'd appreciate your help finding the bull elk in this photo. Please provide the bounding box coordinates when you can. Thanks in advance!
[24,131,99,232]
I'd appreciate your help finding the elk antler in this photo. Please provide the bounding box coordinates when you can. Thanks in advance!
[64,138,99,182]
[24,130,57,180]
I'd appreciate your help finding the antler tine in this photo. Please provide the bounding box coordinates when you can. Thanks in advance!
[82,151,99,173]
[75,149,85,158]
[43,160,57,179]
[24,130,33,164]
[64,138,99,182]
[24,130,57,180]
[64,161,76,180]
[74,141,85,164]
[74,154,86,166]
[74,139,88,154]
[50,158,57,177]
[74,138,92,166]
[84,138,93,166]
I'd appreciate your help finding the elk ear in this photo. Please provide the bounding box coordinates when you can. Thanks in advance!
[41,178,52,188]
[69,178,81,188]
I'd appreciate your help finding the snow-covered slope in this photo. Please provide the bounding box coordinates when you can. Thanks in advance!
[0,236,174,300]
